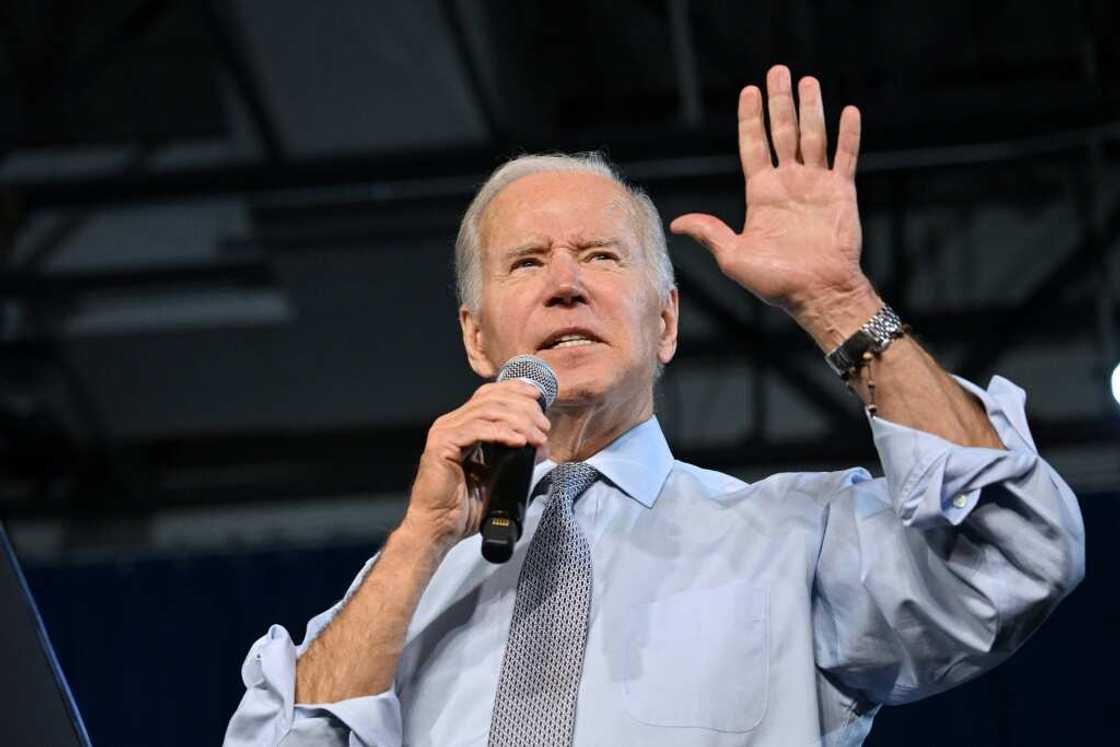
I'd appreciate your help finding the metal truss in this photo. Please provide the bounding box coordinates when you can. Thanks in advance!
[1,2,1119,521]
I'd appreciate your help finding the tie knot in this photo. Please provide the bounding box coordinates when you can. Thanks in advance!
[548,462,599,507]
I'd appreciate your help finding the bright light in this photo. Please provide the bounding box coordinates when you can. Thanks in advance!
[1112,362,1120,407]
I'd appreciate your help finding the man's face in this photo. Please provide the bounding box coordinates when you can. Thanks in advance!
[460,171,678,410]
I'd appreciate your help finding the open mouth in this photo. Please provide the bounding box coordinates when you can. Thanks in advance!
[540,330,602,351]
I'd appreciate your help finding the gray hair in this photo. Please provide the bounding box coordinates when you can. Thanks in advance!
[454,152,675,313]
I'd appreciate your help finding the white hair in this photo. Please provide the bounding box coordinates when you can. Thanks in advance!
[454,152,675,313]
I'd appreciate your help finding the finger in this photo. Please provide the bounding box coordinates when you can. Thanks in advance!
[446,389,549,426]
[488,379,546,409]
[462,459,490,488]
[434,419,534,465]
[456,421,531,453]
[737,85,772,178]
[833,105,862,179]
[473,380,541,400]
[797,76,827,168]
[472,394,551,429]
[479,410,549,444]
[466,390,551,430]
[766,65,799,164]
[669,214,737,260]
[469,382,546,415]
[453,401,550,443]
[509,379,545,398]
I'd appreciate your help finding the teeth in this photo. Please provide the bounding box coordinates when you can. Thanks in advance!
[547,334,596,349]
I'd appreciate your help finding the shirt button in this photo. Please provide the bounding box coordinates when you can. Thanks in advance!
[951,494,968,509]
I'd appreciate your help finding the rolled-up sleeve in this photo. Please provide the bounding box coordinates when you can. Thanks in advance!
[813,375,1086,705]
[873,375,1057,528]
[223,558,404,747]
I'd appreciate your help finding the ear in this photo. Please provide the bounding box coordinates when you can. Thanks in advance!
[656,286,679,365]
[459,304,498,378]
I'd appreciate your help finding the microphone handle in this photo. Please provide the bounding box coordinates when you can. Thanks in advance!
[479,442,538,564]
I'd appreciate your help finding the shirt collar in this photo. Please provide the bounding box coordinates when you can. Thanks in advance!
[529,416,674,509]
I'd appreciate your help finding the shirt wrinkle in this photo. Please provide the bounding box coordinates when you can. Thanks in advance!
[223,374,1083,747]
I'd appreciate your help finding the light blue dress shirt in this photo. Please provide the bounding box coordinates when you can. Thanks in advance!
[224,376,1085,746]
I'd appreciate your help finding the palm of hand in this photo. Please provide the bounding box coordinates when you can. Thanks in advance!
[671,67,870,315]
[732,166,862,310]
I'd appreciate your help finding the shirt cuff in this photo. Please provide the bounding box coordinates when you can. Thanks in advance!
[869,374,1041,528]
[236,624,403,746]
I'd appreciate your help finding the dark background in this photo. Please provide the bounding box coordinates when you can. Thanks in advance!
[1,0,1117,744]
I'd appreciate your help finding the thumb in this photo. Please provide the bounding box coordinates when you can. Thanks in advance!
[669,213,737,259]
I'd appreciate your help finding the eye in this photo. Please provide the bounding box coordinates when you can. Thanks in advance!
[588,251,619,262]
[511,257,542,270]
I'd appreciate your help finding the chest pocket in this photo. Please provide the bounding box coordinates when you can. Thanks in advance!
[621,581,769,733]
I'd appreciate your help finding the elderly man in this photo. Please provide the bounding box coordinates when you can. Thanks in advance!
[224,66,1084,746]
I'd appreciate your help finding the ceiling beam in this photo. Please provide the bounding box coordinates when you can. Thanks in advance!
[958,195,1120,381]
[0,0,178,156]
[674,302,1120,363]
[197,0,286,162]
[6,123,1120,212]
[674,266,853,428]
[0,258,275,301]
[3,413,1114,519]
[434,0,505,141]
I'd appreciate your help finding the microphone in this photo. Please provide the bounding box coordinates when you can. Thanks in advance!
[479,355,559,564]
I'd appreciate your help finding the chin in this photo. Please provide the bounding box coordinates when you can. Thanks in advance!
[553,379,608,408]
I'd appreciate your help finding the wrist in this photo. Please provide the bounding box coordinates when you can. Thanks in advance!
[789,278,883,351]
[395,512,458,564]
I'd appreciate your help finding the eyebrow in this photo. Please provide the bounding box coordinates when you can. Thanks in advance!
[501,243,550,262]
[577,238,622,250]
[499,238,623,260]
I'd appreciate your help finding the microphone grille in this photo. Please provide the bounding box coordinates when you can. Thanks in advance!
[496,355,559,409]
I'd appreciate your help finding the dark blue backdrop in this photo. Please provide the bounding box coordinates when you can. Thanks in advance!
[22,491,1117,746]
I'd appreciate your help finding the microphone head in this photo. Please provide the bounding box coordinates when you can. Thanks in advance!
[496,355,559,410]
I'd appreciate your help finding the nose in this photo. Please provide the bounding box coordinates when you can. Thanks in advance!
[544,253,587,307]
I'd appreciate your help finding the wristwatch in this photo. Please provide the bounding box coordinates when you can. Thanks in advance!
[825,305,905,379]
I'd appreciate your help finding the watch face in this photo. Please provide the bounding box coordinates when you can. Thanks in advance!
[827,307,905,377]
[825,353,849,376]
[827,329,876,376]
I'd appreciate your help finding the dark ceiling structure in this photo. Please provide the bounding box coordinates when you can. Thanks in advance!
[0,0,1118,551]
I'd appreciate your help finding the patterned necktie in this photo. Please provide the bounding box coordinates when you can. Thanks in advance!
[488,462,600,747]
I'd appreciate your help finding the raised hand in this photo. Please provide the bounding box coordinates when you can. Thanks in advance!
[670,65,879,346]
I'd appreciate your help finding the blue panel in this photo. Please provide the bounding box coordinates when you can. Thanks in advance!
[19,490,1114,746]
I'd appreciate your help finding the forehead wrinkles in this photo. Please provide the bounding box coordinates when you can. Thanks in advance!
[478,185,642,261]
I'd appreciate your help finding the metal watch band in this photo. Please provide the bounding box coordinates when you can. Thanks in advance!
[825,304,904,378]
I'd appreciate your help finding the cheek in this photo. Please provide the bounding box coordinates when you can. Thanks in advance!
[620,297,665,360]
[481,289,535,341]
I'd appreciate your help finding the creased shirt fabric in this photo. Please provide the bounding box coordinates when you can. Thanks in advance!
[223,375,1085,747]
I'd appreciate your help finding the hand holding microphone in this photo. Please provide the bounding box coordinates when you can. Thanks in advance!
[402,356,556,562]
[477,356,558,562]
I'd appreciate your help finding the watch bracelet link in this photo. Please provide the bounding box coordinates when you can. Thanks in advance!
[824,304,907,379]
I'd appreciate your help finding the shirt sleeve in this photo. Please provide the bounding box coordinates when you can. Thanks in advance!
[222,556,404,747]
[812,374,1086,705]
